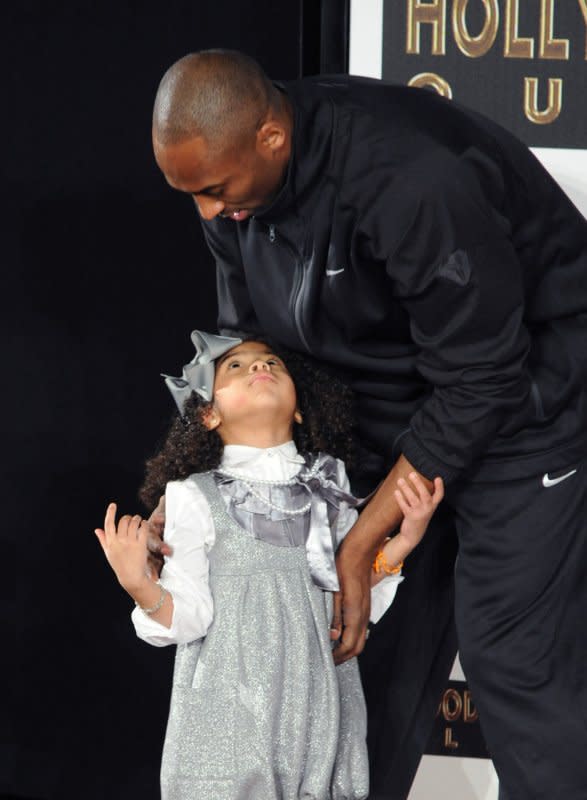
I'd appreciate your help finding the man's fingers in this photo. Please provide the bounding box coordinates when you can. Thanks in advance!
[147,533,172,556]
[330,592,343,640]
[331,546,373,664]
[148,512,165,535]
[147,495,166,534]
[333,618,368,665]
[333,592,370,665]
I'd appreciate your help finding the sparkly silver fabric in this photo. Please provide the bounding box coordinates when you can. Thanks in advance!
[215,453,362,592]
[161,472,369,800]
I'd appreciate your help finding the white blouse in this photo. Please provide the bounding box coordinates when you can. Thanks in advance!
[132,441,402,646]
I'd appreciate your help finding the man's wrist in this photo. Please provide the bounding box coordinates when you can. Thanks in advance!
[338,534,379,570]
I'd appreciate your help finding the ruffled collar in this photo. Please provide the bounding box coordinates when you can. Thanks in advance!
[215,449,360,592]
[220,441,305,482]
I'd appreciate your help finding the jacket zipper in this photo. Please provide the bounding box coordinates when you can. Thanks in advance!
[264,223,311,352]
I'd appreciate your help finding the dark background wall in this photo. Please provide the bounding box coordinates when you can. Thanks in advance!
[1,3,346,798]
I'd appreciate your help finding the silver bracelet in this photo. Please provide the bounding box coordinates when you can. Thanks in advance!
[137,582,168,616]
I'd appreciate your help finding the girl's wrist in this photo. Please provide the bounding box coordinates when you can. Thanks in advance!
[398,519,427,547]
[120,573,153,600]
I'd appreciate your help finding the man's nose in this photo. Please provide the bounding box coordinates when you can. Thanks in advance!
[193,195,225,220]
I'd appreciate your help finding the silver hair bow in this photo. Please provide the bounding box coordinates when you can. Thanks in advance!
[162,330,242,415]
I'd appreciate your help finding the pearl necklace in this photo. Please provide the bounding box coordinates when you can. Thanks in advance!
[216,459,321,517]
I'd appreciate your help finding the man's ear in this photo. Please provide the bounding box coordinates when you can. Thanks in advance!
[256,119,287,157]
[200,404,221,431]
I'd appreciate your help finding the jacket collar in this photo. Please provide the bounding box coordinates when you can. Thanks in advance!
[254,80,336,222]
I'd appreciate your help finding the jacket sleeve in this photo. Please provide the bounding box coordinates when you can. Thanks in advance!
[376,147,534,483]
[200,217,262,337]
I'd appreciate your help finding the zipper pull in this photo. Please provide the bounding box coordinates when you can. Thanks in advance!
[269,224,276,243]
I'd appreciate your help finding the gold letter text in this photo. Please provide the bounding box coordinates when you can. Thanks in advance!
[408,72,453,97]
[524,77,563,124]
[505,0,534,58]
[539,0,569,59]
[406,0,447,55]
[577,0,587,59]
[453,0,499,58]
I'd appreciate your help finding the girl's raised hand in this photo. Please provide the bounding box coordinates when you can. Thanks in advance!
[395,473,444,548]
[95,503,150,593]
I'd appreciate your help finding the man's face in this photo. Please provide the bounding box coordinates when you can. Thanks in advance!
[153,133,286,222]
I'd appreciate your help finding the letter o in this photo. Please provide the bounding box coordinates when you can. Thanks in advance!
[453,0,499,57]
[408,72,453,98]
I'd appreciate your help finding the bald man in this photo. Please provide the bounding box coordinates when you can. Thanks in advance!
[152,50,587,800]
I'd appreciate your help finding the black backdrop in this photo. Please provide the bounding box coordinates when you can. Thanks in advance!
[1,3,350,798]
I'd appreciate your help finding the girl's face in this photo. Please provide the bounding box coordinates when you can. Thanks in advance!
[204,341,298,447]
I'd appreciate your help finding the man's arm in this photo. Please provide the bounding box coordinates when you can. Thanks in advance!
[334,149,532,662]
[332,454,432,664]
[386,149,532,482]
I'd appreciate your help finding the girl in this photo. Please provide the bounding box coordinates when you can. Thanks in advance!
[95,331,443,800]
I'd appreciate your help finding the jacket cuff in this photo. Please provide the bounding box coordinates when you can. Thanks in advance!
[400,431,463,485]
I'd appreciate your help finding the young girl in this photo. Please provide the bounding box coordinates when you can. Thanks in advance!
[95,331,443,800]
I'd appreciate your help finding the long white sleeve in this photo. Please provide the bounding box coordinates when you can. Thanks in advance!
[131,478,215,647]
[333,459,404,625]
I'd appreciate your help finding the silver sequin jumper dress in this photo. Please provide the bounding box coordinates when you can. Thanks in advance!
[160,472,369,800]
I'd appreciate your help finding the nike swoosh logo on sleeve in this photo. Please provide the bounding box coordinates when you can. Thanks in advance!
[542,469,577,488]
[326,268,345,276]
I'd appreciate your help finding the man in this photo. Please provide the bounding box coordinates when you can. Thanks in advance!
[151,50,587,799]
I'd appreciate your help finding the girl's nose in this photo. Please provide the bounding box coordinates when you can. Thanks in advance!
[249,359,270,372]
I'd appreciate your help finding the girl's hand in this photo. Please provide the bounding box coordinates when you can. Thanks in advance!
[95,503,150,593]
[396,473,444,549]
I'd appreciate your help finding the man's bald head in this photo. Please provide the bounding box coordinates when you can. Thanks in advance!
[153,50,279,153]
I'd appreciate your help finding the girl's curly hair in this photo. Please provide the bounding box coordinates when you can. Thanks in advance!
[139,339,356,510]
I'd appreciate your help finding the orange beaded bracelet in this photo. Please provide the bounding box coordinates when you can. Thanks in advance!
[373,549,404,576]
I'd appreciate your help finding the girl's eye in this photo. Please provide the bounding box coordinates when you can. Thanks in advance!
[227,360,241,369]
[266,358,279,366]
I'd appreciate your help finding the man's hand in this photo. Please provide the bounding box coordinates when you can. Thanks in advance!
[329,454,438,664]
[331,542,374,665]
[146,495,171,580]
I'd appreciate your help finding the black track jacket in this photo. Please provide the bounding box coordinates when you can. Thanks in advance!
[204,76,587,486]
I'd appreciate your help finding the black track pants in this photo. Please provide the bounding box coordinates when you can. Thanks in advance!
[451,455,587,800]
[360,504,458,800]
